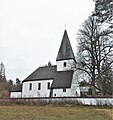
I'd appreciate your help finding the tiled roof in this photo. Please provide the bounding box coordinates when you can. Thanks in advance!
[10,84,22,92]
[51,71,73,88]
[23,65,73,89]
[56,30,75,61]
[23,65,57,81]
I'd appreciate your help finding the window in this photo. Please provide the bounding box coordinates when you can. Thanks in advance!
[63,88,66,92]
[47,82,50,89]
[29,83,32,90]
[64,62,66,67]
[38,83,41,90]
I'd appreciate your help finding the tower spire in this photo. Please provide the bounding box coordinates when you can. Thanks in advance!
[56,30,75,61]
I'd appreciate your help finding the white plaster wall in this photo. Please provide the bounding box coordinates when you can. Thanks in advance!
[70,85,80,97]
[22,80,53,98]
[10,92,22,98]
[56,59,75,71]
[56,60,80,97]
[76,98,113,105]
[71,71,81,97]
[53,88,71,97]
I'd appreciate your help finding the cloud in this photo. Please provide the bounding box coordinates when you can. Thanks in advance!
[0,0,94,81]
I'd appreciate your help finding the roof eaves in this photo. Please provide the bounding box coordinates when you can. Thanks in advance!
[22,78,54,83]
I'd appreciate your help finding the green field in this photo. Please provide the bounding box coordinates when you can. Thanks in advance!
[0,105,112,120]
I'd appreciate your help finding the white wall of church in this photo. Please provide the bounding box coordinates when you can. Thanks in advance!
[22,80,53,98]
[52,86,80,97]
[71,71,80,97]
[10,92,22,98]
[56,59,75,71]
[53,88,71,97]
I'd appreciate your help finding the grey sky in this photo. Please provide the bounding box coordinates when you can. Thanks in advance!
[0,0,94,81]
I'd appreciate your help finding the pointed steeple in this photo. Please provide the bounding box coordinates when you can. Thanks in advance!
[56,30,75,61]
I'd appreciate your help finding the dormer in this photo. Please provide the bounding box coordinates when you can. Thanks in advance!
[56,30,76,71]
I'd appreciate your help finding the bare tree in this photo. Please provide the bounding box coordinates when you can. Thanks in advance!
[76,15,113,95]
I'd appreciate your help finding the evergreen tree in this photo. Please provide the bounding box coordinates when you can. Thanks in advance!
[99,60,113,95]
[0,62,6,82]
[48,61,52,66]
[93,0,113,25]
[16,78,21,86]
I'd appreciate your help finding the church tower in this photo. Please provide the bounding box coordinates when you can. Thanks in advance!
[56,30,76,71]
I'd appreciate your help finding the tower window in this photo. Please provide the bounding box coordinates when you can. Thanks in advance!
[63,88,66,92]
[29,83,32,90]
[64,62,66,67]
[47,82,50,89]
[38,83,41,90]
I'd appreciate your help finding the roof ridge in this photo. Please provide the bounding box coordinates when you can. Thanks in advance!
[38,65,57,68]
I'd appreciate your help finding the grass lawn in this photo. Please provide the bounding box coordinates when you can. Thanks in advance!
[0,105,112,120]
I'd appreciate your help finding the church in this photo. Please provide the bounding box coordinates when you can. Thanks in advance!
[10,30,80,98]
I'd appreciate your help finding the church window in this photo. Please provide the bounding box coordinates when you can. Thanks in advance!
[38,83,41,90]
[47,82,50,89]
[29,83,32,90]
[63,88,66,92]
[64,62,66,67]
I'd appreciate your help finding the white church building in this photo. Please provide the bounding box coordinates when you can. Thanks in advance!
[10,30,80,98]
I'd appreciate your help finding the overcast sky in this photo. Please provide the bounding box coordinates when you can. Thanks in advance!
[0,0,95,82]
